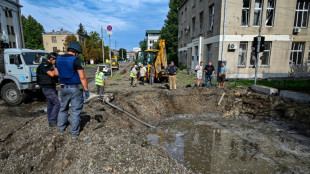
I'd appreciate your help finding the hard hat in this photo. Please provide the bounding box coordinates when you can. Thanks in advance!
[138,62,141,66]
[67,41,82,54]
[50,52,58,59]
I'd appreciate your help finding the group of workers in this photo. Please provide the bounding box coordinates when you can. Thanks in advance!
[195,61,227,89]
[130,61,178,89]
[37,41,89,137]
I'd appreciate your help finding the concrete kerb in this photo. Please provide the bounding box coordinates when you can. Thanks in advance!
[251,85,278,95]
[279,90,310,103]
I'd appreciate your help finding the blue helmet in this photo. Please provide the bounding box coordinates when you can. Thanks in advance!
[67,41,82,54]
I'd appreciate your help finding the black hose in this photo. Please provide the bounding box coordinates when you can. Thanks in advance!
[103,97,156,129]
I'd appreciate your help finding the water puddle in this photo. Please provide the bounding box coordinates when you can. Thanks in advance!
[147,114,310,173]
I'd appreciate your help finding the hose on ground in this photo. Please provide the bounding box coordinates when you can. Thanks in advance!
[103,97,156,129]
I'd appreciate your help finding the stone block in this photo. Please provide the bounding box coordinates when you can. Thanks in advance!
[252,85,278,95]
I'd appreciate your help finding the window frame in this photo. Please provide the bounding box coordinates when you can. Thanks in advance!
[307,47,310,66]
[192,17,196,37]
[238,42,248,67]
[7,25,10,35]
[294,0,310,28]
[241,0,251,27]
[261,42,272,67]
[207,44,212,63]
[265,0,276,27]
[52,36,57,43]
[253,0,264,27]
[10,26,15,35]
[209,4,215,31]
[290,42,304,66]
[199,11,204,34]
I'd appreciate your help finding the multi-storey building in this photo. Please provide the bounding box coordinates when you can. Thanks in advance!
[0,0,24,48]
[42,28,86,54]
[146,30,160,50]
[178,0,310,78]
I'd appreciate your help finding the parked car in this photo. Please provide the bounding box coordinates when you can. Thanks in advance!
[97,65,111,74]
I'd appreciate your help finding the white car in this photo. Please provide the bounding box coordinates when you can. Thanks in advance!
[97,65,111,74]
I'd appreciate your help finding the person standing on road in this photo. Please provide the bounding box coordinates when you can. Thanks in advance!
[218,62,228,89]
[168,61,177,90]
[95,67,106,96]
[204,61,215,87]
[37,52,60,127]
[130,65,138,87]
[195,61,203,87]
[140,63,147,85]
[54,41,89,137]
[149,64,155,85]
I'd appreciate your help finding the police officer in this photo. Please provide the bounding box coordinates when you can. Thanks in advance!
[54,41,89,137]
[37,52,60,127]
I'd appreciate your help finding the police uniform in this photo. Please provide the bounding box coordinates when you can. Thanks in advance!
[37,58,60,127]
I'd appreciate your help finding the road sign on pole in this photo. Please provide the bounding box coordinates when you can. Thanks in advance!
[107,24,113,35]
[107,25,113,76]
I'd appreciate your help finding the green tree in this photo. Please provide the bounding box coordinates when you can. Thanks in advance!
[64,35,77,49]
[77,23,88,37]
[22,15,44,49]
[160,0,183,65]
[88,31,101,43]
[139,39,147,52]
[118,48,127,61]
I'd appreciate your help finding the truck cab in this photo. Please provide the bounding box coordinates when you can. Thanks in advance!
[0,48,49,105]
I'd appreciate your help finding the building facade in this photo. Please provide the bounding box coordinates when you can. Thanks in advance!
[133,47,141,53]
[178,0,310,78]
[42,29,86,53]
[126,51,136,62]
[146,30,160,50]
[0,0,24,48]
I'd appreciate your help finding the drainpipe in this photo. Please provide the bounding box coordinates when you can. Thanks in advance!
[221,0,228,61]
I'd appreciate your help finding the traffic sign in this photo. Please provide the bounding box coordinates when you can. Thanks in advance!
[107,25,113,31]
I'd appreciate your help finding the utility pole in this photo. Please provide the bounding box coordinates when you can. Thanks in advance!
[122,48,123,60]
[109,34,112,76]
[101,26,104,64]
[254,27,262,85]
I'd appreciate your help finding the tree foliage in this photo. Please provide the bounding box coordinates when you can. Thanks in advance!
[21,15,44,49]
[160,0,183,65]
[77,23,87,37]
[139,39,147,52]
[64,35,77,49]
[118,48,127,61]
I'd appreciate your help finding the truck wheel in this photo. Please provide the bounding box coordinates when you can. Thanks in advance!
[1,83,26,105]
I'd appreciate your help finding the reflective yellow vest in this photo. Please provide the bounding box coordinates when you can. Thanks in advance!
[95,72,104,86]
[130,68,136,78]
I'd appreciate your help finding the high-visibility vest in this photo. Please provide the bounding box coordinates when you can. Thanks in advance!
[130,68,136,78]
[95,72,104,86]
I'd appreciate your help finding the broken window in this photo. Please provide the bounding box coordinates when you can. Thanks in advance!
[241,0,251,26]
[290,42,304,66]
[294,0,310,28]
[238,42,248,67]
[200,11,204,34]
[266,0,276,27]
[209,5,214,30]
[254,0,263,26]
[262,42,272,66]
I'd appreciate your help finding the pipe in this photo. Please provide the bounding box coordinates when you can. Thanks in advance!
[221,0,228,61]
[103,97,156,129]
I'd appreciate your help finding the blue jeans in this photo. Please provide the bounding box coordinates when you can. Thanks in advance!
[57,87,84,136]
[42,88,60,125]
[205,75,213,87]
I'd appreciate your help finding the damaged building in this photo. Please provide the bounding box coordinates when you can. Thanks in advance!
[178,0,310,78]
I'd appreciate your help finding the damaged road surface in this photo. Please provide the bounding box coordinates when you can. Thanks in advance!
[0,64,309,173]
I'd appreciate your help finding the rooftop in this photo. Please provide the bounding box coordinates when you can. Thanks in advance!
[145,30,161,36]
[44,29,75,35]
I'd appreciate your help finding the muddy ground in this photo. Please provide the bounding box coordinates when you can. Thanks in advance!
[0,63,309,174]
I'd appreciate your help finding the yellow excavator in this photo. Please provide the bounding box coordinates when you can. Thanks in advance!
[136,39,168,82]
[106,56,120,70]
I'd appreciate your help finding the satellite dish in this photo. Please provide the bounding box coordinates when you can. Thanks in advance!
[0,33,9,43]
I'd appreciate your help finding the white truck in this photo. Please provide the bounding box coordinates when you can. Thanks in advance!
[0,47,49,105]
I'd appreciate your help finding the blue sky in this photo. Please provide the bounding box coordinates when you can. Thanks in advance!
[20,0,169,51]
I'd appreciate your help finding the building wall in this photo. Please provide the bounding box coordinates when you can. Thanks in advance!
[42,34,83,53]
[178,0,310,78]
[0,0,24,48]
[147,35,160,49]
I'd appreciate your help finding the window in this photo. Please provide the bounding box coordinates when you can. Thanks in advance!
[8,11,12,18]
[9,54,22,65]
[207,44,212,63]
[53,47,58,52]
[266,0,276,27]
[193,0,197,7]
[294,0,310,28]
[192,17,196,37]
[13,42,16,48]
[52,36,57,43]
[11,26,15,35]
[238,42,248,67]
[290,42,304,66]
[0,22,2,33]
[308,48,310,65]
[5,10,8,17]
[7,25,10,35]
[181,12,184,24]
[209,5,214,30]
[253,0,263,26]
[241,0,251,26]
[199,12,204,34]
[262,42,272,66]
[9,42,12,48]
